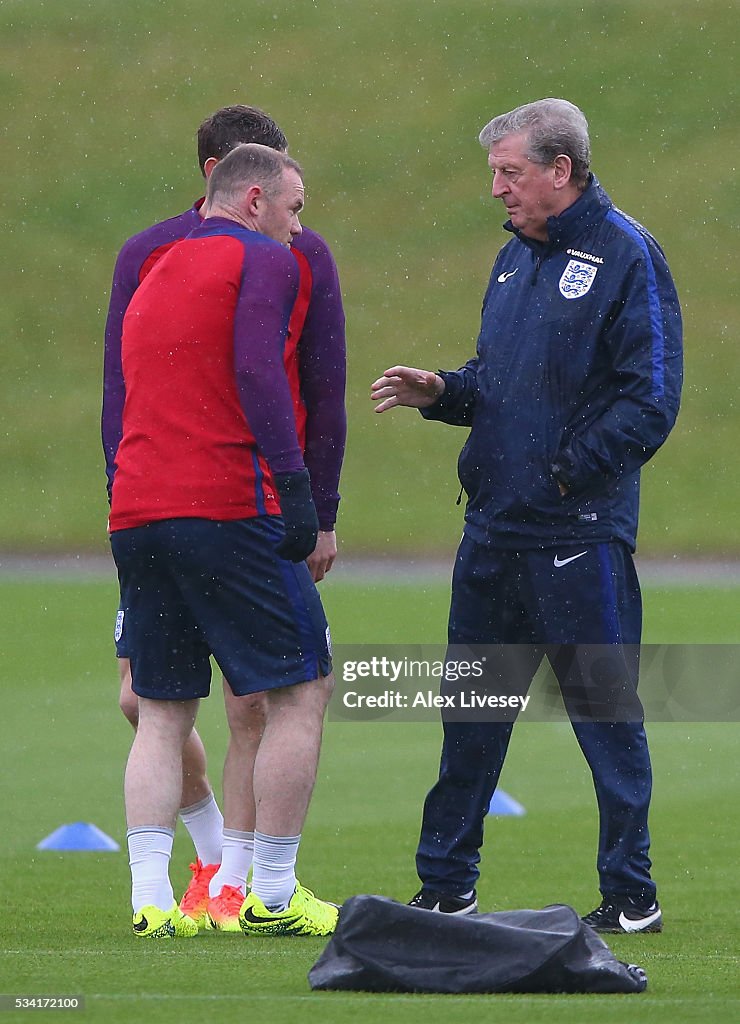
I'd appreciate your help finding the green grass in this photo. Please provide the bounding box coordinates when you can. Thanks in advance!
[1,0,739,554]
[1,576,739,1022]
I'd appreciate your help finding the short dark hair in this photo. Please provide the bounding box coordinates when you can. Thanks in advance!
[196,105,288,175]
[206,144,302,206]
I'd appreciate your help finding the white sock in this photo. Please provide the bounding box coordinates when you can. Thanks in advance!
[179,792,223,866]
[127,827,175,914]
[208,829,254,897]
[250,831,300,911]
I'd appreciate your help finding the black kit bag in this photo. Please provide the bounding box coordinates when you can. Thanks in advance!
[308,895,647,995]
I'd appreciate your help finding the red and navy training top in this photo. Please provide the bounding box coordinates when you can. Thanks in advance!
[102,200,346,529]
[108,218,304,532]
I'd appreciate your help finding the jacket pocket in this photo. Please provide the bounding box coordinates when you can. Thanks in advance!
[457,434,482,503]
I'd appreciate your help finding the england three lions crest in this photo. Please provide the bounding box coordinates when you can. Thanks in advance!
[559,259,598,299]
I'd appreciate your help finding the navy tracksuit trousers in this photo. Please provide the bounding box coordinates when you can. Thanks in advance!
[415,535,656,904]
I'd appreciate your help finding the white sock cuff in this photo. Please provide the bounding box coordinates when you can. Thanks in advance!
[180,792,217,818]
[126,827,174,842]
[127,828,175,865]
[223,828,255,844]
[254,831,301,846]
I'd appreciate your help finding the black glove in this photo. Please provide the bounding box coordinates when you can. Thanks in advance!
[273,469,319,563]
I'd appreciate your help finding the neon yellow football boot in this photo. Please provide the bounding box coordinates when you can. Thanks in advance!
[132,902,199,938]
[239,883,338,937]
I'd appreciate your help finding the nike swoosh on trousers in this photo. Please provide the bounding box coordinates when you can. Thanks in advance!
[553,551,588,567]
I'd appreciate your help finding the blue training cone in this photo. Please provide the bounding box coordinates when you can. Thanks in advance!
[37,822,120,852]
[488,789,526,816]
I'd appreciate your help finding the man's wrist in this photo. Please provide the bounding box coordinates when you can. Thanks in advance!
[420,370,461,417]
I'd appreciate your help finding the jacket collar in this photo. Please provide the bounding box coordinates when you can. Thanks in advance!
[504,174,613,253]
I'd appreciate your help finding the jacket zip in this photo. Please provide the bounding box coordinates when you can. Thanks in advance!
[531,254,543,285]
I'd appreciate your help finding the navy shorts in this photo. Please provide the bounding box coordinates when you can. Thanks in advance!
[110,516,331,700]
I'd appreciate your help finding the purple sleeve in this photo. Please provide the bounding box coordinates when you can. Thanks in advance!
[101,205,203,499]
[101,244,139,500]
[234,243,305,474]
[295,230,347,529]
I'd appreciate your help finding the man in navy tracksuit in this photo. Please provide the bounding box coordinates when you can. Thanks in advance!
[372,98,682,933]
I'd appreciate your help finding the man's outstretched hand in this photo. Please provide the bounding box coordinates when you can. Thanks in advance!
[370,366,445,412]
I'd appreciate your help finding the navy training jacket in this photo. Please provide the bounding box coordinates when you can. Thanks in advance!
[423,176,683,551]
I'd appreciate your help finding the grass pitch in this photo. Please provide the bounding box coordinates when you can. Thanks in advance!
[2,0,740,554]
[2,574,739,1023]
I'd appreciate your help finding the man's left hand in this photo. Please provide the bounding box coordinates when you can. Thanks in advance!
[307,530,338,582]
